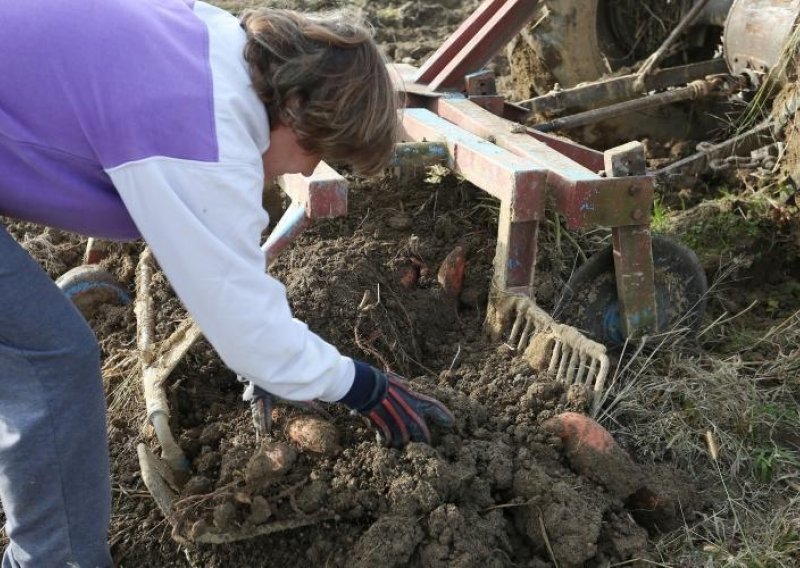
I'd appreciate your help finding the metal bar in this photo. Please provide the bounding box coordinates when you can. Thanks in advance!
[262,202,311,267]
[534,79,716,133]
[414,0,507,85]
[431,97,654,228]
[496,211,540,291]
[547,176,653,229]
[433,96,600,180]
[396,60,608,175]
[401,108,547,292]
[277,161,347,219]
[636,0,713,80]
[605,142,657,339]
[419,0,540,92]
[401,108,547,221]
[389,142,449,168]
[501,98,606,171]
[519,59,729,116]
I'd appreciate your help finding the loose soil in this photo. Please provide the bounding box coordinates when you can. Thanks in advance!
[3,0,799,567]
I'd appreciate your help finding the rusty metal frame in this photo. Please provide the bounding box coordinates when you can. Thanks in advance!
[263,162,348,266]
[401,108,546,293]
[393,0,662,339]
[414,0,539,92]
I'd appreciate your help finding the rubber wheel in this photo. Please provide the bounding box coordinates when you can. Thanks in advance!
[56,265,130,319]
[506,0,722,145]
[557,235,708,345]
[508,0,611,98]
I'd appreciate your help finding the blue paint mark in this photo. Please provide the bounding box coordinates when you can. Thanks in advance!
[602,302,624,345]
[507,259,522,270]
[61,281,130,304]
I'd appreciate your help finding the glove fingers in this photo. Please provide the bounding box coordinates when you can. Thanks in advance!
[380,398,412,447]
[368,408,396,447]
[390,379,455,428]
[388,387,432,445]
[416,397,455,428]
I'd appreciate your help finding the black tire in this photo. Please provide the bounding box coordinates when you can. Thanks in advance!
[508,0,609,98]
[556,235,708,346]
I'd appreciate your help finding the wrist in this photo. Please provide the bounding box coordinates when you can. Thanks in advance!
[338,360,387,412]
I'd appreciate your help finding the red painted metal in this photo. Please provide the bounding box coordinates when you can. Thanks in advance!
[277,162,348,219]
[263,161,350,267]
[415,0,510,86]
[401,108,546,291]
[546,176,653,230]
[392,62,607,172]
[401,108,546,221]
[604,142,656,338]
[416,0,540,92]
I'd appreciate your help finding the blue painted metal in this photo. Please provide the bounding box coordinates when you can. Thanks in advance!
[263,202,310,267]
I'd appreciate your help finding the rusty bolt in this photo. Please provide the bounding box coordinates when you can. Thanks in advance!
[631,208,645,221]
[628,185,641,196]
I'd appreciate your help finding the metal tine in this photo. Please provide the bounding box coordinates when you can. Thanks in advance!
[574,353,588,384]
[508,309,526,347]
[548,339,562,373]
[593,357,611,394]
[556,343,571,381]
[565,345,580,383]
[585,358,599,386]
[516,318,534,351]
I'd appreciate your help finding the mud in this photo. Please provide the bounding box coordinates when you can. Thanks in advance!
[1,0,770,566]
[24,169,697,567]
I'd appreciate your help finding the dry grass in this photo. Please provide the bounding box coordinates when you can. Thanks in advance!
[597,295,800,565]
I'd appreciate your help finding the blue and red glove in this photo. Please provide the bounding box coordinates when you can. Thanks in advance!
[339,361,455,448]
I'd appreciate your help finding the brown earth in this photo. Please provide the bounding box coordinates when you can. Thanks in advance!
[5,176,702,567]
[3,0,798,567]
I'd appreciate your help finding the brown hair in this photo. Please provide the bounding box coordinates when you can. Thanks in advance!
[240,8,399,176]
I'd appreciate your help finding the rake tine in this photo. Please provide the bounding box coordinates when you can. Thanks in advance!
[585,358,599,386]
[516,318,534,351]
[556,344,571,381]
[508,309,526,348]
[549,339,562,374]
[565,346,580,383]
[593,357,610,394]
[574,353,588,384]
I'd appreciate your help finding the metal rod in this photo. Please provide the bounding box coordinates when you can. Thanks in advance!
[636,0,714,82]
[262,202,310,267]
[389,142,449,168]
[519,59,728,116]
[533,80,715,133]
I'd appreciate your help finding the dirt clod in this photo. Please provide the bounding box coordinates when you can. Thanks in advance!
[247,496,272,525]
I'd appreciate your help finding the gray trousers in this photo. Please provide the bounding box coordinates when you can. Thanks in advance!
[0,226,112,567]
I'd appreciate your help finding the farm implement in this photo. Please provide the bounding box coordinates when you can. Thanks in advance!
[55,0,800,544]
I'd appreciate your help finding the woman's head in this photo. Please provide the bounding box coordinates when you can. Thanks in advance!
[241,8,399,176]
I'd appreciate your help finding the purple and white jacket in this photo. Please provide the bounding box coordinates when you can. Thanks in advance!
[0,0,354,403]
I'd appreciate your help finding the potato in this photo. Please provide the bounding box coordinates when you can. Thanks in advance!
[286,416,340,456]
[245,441,296,491]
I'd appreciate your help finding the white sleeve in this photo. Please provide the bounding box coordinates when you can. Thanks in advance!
[106,156,355,402]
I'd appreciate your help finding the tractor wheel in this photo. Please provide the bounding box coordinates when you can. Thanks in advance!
[507,0,725,145]
[557,235,708,346]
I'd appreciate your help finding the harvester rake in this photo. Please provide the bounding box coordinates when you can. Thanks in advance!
[500,294,610,404]
[384,0,714,410]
